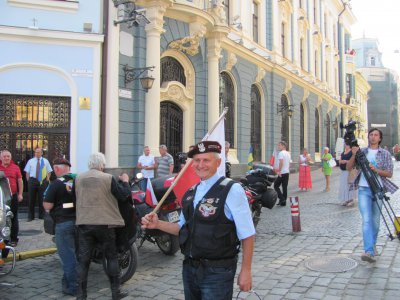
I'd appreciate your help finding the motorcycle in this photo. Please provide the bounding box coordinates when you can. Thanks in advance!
[131,173,181,255]
[240,164,278,227]
[0,171,16,278]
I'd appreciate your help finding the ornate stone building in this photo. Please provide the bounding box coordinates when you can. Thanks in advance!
[103,0,358,171]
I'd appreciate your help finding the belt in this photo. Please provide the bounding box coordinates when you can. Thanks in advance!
[184,256,237,268]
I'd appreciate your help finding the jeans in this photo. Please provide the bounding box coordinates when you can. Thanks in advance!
[182,260,237,300]
[274,173,289,203]
[10,194,19,242]
[358,186,382,255]
[139,177,149,191]
[55,220,77,294]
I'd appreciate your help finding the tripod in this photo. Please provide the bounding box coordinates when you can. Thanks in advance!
[355,149,400,240]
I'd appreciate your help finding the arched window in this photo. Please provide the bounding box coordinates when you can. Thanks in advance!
[326,114,331,149]
[160,57,186,86]
[281,95,290,149]
[219,72,235,147]
[300,104,305,151]
[251,85,261,161]
[315,109,320,152]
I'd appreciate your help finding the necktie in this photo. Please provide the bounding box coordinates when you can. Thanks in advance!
[36,158,40,179]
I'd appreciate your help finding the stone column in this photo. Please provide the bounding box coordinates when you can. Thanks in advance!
[144,5,167,155]
[207,36,222,129]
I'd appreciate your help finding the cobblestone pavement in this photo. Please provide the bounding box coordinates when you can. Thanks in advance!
[1,164,400,299]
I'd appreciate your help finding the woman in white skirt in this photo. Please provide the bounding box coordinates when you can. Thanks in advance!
[338,143,357,206]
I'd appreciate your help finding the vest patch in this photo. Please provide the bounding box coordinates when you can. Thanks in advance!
[198,198,219,217]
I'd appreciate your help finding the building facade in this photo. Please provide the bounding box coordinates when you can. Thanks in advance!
[353,37,400,148]
[0,0,104,173]
[106,0,357,171]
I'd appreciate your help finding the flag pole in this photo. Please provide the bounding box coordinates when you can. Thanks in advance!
[151,107,229,213]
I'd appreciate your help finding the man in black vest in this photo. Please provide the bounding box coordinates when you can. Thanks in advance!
[142,141,255,299]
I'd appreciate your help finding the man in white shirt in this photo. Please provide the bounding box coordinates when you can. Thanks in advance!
[274,141,291,206]
[136,146,156,191]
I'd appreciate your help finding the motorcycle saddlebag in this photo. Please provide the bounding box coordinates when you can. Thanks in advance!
[261,188,278,209]
[252,163,278,186]
[151,175,177,205]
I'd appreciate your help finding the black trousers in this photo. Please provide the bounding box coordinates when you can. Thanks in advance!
[27,178,47,219]
[274,173,290,203]
[10,193,19,242]
[76,225,120,296]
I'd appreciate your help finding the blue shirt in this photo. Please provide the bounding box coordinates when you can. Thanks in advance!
[178,172,256,240]
[24,157,53,178]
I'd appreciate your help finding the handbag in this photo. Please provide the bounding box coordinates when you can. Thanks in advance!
[43,212,55,235]
[328,158,337,168]
[347,168,359,184]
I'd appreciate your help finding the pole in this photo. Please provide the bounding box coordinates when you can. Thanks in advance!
[152,107,229,213]
[290,196,301,232]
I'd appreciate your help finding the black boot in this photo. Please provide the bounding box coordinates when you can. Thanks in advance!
[110,276,128,300]
[76,280,87,300]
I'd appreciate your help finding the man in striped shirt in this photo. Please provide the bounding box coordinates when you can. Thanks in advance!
[156,145,174,177]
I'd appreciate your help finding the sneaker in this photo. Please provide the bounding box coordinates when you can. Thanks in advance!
[361,252,376,263]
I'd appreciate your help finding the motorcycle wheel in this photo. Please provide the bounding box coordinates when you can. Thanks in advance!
[155,233,180,255]
[103,243,138,284]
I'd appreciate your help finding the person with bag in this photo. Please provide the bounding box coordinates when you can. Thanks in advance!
[43,158,77,296]
[321,147,333,192]
[338,143,357,206]
[298,148,312,191]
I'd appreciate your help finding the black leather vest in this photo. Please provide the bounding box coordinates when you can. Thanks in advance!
[179,177,240,259]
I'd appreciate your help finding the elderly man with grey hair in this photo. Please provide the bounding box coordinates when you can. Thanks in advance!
[74,152,131,300]
[156,144,174,177]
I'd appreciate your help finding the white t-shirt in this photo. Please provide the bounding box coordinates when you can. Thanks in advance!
[278,150,291,174]
[359,149,382,187]
[138,155,155,178]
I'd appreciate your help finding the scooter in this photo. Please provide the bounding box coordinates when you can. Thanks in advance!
[131,173,181,255]
[0,172,16,279]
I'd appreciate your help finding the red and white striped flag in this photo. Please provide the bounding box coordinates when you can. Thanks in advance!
[145,179,158,208]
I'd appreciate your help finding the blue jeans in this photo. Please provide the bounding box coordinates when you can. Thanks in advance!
[139,178,149,191]
[358,187,382,255]
[55,220,77,293]
[182,260,237,300]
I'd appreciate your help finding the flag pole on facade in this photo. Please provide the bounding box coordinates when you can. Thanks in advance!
[152,107,229,214]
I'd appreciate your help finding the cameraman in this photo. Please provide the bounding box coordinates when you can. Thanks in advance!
[347,128,398,263]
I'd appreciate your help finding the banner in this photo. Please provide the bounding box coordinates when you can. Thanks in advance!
[145,179,158,207]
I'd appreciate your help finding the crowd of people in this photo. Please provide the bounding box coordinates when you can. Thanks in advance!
[0,128,398,299]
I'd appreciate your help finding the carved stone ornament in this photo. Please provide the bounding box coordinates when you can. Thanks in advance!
[284,79,292,94]
[168,22,206,56]
[210,0,226,24]
[316,96,323,108]
[225,53,237,71]
[161,82,193,106]
[327,102,333,113]
[302,89,310,103]
[279,0,293,22]
[256,67,266,83]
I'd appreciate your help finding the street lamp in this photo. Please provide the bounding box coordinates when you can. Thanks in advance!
[113,0,150,27]
[277,103,294,117]
[123,64,155,91]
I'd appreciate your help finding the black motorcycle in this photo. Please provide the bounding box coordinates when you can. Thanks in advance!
[240,164,278,227]
[131,173,181,255]
[0,172,16,278]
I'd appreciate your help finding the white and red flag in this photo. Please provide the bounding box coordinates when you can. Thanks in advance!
[172,108,227,205]
[145,179,158,208]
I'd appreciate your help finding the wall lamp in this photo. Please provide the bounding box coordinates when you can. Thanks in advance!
[277,103,294,117]
[113,0,150,27]
[123,64,155,91]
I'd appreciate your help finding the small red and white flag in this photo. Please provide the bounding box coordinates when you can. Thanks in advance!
[145,179,158,208]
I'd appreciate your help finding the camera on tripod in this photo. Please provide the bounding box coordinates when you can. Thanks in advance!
[341,120,358,147]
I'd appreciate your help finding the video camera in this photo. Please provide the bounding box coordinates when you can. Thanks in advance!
[340,120,358,147]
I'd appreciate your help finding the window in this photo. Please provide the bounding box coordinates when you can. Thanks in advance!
[314,50,318,78]
[313,0,317,25]
[300,38,304,69]
[281,23,286,58]
[251,85,262,161]
[346,74,351,104]
[219,72,235,147]
[371,57,375,66]
[252,2,259,42]
[160,57,186,86]
[315,109,320,153]
[281,95,290,149]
